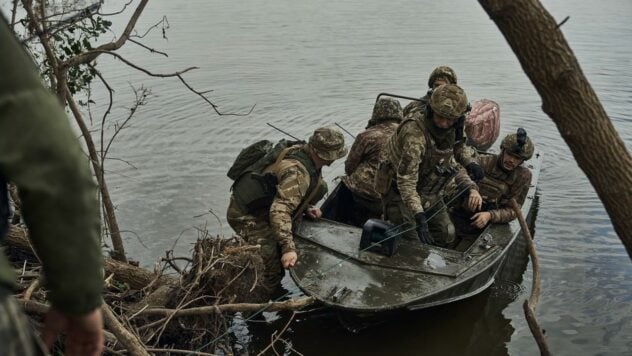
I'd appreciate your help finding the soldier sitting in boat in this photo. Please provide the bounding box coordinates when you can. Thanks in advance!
[227,127,347,291]
[374,84,482,248]
[340,98,403,226]
[403,65,485,183]
[450,128,535,252]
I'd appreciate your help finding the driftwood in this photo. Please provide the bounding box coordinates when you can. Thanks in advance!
[4,225,313,354]
[510,199,551,355]
[102,304,151,356]
[140,297,314,317]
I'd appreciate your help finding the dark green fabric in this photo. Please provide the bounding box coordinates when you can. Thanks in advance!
[233,145,320,214]
[423,110,455,149]
[0,16,103,315]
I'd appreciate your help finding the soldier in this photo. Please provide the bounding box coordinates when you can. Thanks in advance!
[374,84,483,247]
[341,98,403,226]
[227,127,347,290]
[451,128,535,251]
[0,16,103,355]
[403,65,458,118]
[404,66,484,182]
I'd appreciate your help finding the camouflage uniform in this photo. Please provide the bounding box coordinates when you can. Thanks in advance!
[341,98,402,225]
[402,66,458,118]
[452,130,534,251]
[375,84,476,246]
[227,127,347,289]
[402,66,477,169]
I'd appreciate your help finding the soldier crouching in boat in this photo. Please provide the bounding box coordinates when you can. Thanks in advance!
[374,84,482,248]
[340,98,403,226]
[227,127,347,291]
[450,128,535,252]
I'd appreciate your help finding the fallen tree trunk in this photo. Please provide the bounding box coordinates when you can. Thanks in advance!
[6,226,177,289]
[478,0,632,259]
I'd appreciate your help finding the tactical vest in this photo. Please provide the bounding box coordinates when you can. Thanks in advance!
[232,146,321,217]
[400,118,458,197]
[0,175,9,240]
[478,158,519,210]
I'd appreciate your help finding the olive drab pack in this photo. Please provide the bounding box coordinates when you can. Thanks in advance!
[227,139,304,181]
[229,139,320,214]
[0,176,10,240]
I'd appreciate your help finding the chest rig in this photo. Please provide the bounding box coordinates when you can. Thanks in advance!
[412,119,458,197]
[478,159,518,209]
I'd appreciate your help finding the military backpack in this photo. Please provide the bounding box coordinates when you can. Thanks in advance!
[227,139,305,181]
[229,139,324,214]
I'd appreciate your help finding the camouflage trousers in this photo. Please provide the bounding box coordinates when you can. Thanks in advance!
[382,188,455,246]
[450,207,484,252]
[340,183,383,227]
[0,286,47,356]
[226,197,284,291]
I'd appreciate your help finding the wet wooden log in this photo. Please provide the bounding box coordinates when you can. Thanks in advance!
[140,297,315,317]
[5,226,177,290]
[510,199,551,356]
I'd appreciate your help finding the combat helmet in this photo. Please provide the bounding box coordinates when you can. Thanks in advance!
[500,128,534,160]
[367,98,403,127]
[428,66,457,88]
[429,84,468,120]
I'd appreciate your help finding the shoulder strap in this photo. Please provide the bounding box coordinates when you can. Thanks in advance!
[292,178,322,221]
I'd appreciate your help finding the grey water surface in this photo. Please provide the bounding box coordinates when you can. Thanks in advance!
[23,0,632,354]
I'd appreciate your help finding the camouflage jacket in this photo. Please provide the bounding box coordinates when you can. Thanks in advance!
[476,154,532,223]
[403,96,477,167]
[384,115,476,215]
[263,150,321,254]
[402,92,430,119]
[342,121,398,201]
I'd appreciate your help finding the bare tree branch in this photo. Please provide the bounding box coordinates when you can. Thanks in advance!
[128,38,168,57]
[61,0,149,68]
[140,297,315,317]
[98,0,134,17]
[131,15,169,39]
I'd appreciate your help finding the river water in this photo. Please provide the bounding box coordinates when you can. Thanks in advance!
[13,0,632,354]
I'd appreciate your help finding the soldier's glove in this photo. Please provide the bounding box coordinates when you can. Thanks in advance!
[466,162,485,182]
[414,212,435,245]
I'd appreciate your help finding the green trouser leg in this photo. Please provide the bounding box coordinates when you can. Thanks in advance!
[425,203,456,247]
[382,188,418,241]
[0,287,46,356]
[226,197,284,291]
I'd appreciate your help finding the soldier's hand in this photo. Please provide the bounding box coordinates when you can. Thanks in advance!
[281,251,298,269]
[414,212,435,245]
[41,307,103,356]
[470,212,492,229]
[466,162,485,182]
[305,207,322,219]
[466,189,483,212]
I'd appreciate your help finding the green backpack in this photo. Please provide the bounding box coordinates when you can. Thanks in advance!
[227,139,305,181]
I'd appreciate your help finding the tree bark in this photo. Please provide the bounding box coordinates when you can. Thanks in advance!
[6,226,176,290]
[65,87,127,262]
[478,0,632,259]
